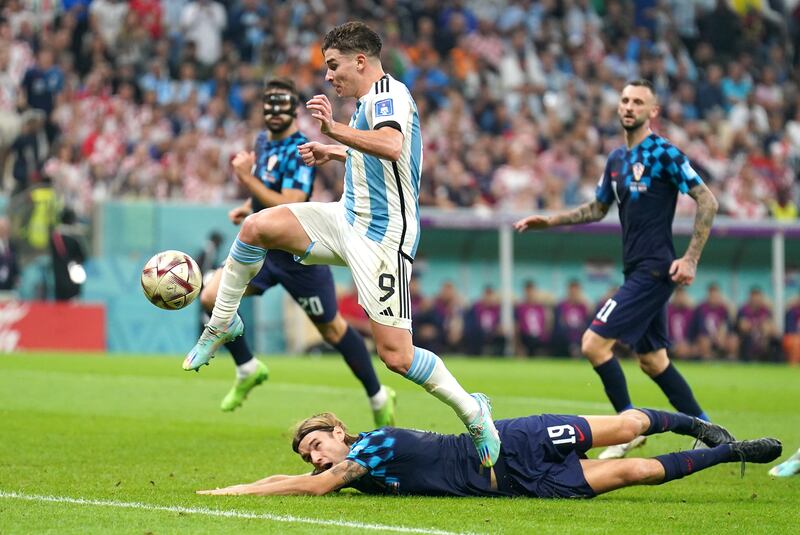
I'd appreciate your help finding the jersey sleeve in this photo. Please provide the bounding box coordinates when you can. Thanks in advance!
[365,81,412,134]
[280,148,315,195]
[345,430,396,473]
[664,145,703,194]
[595,157,616,205]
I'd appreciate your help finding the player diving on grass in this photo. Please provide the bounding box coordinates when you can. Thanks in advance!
[184,21,501,467]
[515,79,722,459]
[196,77,395,426]
[196,405,780,498]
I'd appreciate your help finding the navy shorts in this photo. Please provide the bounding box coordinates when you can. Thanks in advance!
[495,414,595,499]
[249,251,338,323]
[589,267,675,354]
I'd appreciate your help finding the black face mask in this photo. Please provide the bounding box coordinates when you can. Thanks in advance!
[263,92,298,119]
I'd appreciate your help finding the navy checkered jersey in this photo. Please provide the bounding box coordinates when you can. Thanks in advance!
[596,134,703,274]
[252,131,315,213]
[345,427,510,497]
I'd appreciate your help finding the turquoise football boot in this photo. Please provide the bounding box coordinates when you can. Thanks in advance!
[768,448,800,477]
[467,393,501,468]
[183,314,244,371]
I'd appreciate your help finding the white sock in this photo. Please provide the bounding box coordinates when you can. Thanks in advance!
[236,358,259,380]
[405,347,480,424]
[369,385,388,411]
[209,239,265,330]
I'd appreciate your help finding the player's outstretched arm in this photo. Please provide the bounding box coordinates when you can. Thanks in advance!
[670,182,718,285]
[196,460,368,496]
[306,94,403,161]
[514,200,611,232]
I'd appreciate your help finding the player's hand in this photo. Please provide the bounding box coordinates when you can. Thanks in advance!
[513,215,551,233]
[669,257,697,285]
[228,205,251,226]
[298,142,332,167]
[306,94,334,134]
[231,150,256,179]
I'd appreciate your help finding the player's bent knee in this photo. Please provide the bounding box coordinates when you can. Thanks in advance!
[317,318,347,344]
[619,415,643,442]
[581,331,611,365]
[377,347,412,375]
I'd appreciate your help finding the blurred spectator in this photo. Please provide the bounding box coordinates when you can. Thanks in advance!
[180,0,226,71]
[0,216,20,291]
[411,277,445,355]
[667,286,695,360]
[736,286,781,362]
[514,280,553,357]
[691,283,739,360]
[553,279,591,358]
[337,284,370,338]
[49,207,87,301]
[784,293,800,365]
[10,109,48,193]
[20,47,62,142]
[463,285,505,356]
[434,281,465,354]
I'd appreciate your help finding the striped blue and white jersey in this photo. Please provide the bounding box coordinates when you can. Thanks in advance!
[342,74,422,261]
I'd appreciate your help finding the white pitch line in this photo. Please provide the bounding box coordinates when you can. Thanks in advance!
[0,491,475,535]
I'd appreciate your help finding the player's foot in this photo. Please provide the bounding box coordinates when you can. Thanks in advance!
[467,393,501,468]
[597,435,647,459]
[768,448,800,477]
[731,438,782,464]
[689,418,736,448]
[220,359,269,412]
[372,386,397,427]
[183,314,244,371]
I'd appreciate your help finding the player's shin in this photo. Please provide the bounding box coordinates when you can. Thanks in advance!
[209,238,266,330]
[404,346,479,423]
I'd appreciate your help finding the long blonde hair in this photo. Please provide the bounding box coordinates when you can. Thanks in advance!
[291,412,359,454]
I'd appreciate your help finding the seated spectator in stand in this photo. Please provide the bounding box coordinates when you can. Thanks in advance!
[463,285,505,356]
[784,293,800,365]
[668,287,696,360]
[736,287,782,362]
[411,277,446,355]
[434,281,465,354]
[0,217,20,291]
[691,283,739,360]
[337,284,371,339]
[553,279,591,359]
[514,280,553,357]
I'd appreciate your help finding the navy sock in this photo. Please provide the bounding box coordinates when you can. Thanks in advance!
[225,335,254,366]
[651,363,707,419]
[333,326,381,397]
[654,444,734,483]
[593,358,633,413]
[637,408,696,436]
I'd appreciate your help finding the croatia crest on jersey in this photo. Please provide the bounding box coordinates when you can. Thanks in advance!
[375,98,393,117]
[632,162,645,182]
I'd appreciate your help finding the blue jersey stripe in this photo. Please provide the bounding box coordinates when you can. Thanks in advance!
[344,157,356,225]
[364,154,389,241]
[408,106,422,257]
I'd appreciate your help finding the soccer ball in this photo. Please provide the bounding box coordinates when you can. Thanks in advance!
[141,250,202,310]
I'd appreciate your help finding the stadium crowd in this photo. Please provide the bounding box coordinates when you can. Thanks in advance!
[1,1,799,361]
[367,278,798,362]
[1,0,799,220]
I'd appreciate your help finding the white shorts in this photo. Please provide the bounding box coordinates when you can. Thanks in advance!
[286,201,413,330]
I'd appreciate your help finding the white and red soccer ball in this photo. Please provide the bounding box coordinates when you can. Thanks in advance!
[141,250,202,310]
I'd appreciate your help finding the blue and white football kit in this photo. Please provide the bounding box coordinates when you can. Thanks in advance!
[288,74,423,330]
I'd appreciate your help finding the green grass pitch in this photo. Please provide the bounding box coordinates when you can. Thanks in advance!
[1,353,799,534]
